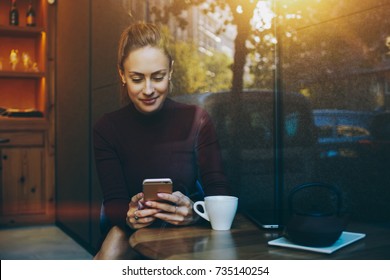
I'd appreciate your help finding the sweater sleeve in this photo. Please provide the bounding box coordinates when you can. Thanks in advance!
[93,116,130,228]
[195,109,231,196]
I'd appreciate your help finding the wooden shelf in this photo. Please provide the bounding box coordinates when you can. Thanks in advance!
[0,71,45,79]
[0,117,48,131]
[0,0,54,228]
[0,25,45,37]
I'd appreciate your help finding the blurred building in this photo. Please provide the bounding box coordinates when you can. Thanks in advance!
[133,0,235,58]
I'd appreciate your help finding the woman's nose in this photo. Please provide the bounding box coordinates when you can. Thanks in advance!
[143,80,155,95]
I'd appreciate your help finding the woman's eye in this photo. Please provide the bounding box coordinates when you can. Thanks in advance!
[129,73,166,83]
[131,77,143,83]
[153,74,166,81]
[153,76,164,81]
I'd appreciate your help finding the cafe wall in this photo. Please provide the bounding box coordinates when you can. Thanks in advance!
[56,0,138,252]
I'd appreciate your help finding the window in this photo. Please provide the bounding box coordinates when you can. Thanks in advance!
[173,0,390,223]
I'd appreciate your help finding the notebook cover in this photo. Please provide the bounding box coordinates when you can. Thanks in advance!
[268,231,366,254]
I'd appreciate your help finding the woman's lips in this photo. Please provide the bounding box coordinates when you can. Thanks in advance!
[140,97,158,105]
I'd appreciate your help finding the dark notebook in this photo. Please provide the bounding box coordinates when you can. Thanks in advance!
[243,208,287,229]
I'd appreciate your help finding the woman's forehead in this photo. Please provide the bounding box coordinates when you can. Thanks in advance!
[124,46,170,73]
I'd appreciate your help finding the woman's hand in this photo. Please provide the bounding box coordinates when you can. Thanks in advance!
[126,192,160,229]
[145,191,199,226]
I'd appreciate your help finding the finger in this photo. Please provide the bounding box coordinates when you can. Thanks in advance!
[129,192,144,207]
[136,207,161,218]
[138,200,145,210]
[127,193,143,216]
[172,191,193,207]
[127,216,154,229]
[154,192,180,204]
[153,212,184,223]
[145,200,178,213]
[154,192,192,208]
[129,209,157,223]
[132,215,156,224]
[130,208,160,226]
[133,192,144,201]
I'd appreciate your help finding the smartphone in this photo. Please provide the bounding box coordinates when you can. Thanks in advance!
[142,178,173,201]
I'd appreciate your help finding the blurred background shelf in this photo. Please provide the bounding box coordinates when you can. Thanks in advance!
[0,71,45,78]
[0,25,45,37]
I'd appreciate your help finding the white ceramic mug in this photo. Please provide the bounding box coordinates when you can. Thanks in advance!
[193,196,238,230]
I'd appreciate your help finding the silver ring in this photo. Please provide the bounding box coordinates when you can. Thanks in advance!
[175,206,178,214]
[134,215,139,221]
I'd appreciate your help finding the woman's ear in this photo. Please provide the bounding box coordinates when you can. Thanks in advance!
[118,69,126,84]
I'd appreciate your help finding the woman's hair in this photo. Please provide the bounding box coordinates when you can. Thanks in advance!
[117,22,173,73]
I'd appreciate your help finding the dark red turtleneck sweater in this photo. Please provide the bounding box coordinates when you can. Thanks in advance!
[93,98,230,228]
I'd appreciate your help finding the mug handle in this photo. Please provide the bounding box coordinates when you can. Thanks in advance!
[193,201,210,221]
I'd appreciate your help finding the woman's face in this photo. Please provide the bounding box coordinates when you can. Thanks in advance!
[120,46,171,115]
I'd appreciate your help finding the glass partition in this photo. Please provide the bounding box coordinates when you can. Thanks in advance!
[173,0,390,224]
[281,0,390,222]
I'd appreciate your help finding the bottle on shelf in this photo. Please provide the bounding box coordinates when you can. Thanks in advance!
[9,0,19,26]
[26,0,36,27]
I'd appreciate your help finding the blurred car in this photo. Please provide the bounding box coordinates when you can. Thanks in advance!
[313,109,375,159]
[173,90,318,215]
[313,109,390,181]
[313,109,390,221]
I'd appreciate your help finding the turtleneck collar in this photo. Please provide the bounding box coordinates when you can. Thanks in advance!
[127,98,173,124]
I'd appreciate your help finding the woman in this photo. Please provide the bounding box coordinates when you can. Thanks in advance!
[93,22,230,259]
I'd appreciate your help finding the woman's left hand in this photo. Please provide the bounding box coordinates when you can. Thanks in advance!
[145,191,198,226]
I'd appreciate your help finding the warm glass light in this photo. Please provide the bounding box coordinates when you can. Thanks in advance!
[39,31,47,72]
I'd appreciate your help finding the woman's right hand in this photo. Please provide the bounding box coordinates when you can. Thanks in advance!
[126,192,160,229]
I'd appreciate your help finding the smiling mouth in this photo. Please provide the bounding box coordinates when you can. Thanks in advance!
[140,97,159,105]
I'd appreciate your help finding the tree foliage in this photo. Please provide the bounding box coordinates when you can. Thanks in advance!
[154,0,390,109]
[170,41,207,95]
[249,0,390,110]
[170,40,232,96]
[151,0,258,94]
